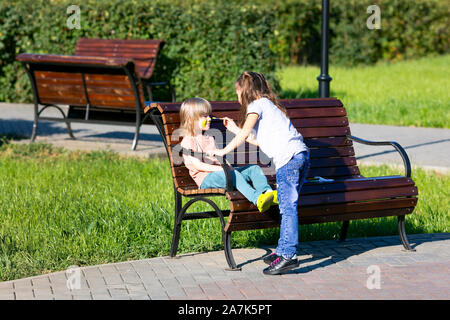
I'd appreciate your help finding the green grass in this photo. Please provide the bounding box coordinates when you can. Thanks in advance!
[278,54,450,128]
[0,142,448,281]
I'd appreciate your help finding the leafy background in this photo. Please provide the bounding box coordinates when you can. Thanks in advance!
[0,0,448,102]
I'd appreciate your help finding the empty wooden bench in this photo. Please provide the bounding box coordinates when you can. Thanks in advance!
[147,98,419,270]
[17,53,149,150]
[75,38,175,102]
[17,38,173,150]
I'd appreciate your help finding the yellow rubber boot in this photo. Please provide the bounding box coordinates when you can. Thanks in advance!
[272,190,278,205]
[256,192,274,213]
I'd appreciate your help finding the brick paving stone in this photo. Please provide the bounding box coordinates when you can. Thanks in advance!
[183,285,207,299]
[14,289,34,300]
[2,233,449,300]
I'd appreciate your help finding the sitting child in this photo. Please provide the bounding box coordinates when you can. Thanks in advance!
[179,97,274,212]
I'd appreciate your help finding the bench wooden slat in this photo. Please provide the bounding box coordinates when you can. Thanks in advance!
[227,198,417,224]
[171,156,359,179]
[225,207,415,232]
[160,107,347,126]
[168,145,357,169]
[172,163,359,190]
[162,116,350,137]
[177,187,227,196]
[229,183,417,212]
[154,98,343,114]
[75,38,165,79]
[76,48,159,54]
[300,185,417,206]
[37,86,135,100]
[227,176,414,201]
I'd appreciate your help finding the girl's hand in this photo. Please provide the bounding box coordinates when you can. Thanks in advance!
[210,149,226,157]
[223,117,239,134]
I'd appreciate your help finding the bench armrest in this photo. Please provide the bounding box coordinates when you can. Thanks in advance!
[348,135,411,177]
[173,145,234,192]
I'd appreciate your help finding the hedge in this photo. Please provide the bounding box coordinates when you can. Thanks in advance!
[0,0,448,103]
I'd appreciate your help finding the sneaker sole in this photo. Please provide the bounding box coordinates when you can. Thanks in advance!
[263,261,299,275]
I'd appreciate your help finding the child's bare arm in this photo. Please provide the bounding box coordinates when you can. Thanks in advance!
[223,117,258,146]
[246,132,258,146]
[188,156,224,172]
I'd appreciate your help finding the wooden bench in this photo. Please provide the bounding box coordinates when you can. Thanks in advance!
[16,53,152,150]
[17,38,173,150]
[75,38,175,102]
[146,98,419,270]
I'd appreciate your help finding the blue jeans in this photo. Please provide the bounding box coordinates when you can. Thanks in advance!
[275,151,310,258]
[200,165,272,205]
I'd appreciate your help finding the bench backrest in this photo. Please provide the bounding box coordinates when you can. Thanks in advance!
[75,38,165,80]
[150,98,361,194]
[16,53,145,110]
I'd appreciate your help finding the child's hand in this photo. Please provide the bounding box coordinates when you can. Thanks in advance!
[223,117,239,134]
[210,149,226,157]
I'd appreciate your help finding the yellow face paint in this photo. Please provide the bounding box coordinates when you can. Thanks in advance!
[201,116,211,128]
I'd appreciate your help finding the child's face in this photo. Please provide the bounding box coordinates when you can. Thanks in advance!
[196,114,211,131]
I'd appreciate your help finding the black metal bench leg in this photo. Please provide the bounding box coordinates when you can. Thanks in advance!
[170,220,182,258]
[339,220,349,242]
[30,102,39,142]
[31,121,38,142]
[66,121,75,139]
[170,191,183,257]
[132,124,140,151]
[398,215,416,251]
[224,231,240,271]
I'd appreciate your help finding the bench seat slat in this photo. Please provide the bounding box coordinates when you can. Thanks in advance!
[227,176,414,201]
[228,184,417,212]
[225,207,415,232]
[229,198,417,222]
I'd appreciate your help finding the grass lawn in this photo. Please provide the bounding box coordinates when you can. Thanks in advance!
[278,54,450,128]
[0,142,448,281]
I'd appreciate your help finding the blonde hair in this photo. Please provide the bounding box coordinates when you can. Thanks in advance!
[179,97,212,136]
[235,71,287,127]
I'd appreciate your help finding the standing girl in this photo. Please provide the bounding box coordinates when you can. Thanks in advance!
[212,71,311,275]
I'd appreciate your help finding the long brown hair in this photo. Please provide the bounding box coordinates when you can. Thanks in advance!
[235,71,287,127]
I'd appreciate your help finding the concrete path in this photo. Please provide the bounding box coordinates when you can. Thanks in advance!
[1,102,449,173]
[0,233,449,300]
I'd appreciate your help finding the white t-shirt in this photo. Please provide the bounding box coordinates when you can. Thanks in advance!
[247,97,309,170]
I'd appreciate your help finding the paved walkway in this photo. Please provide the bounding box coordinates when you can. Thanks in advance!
[0,102,449,300]
[0,233,449,300]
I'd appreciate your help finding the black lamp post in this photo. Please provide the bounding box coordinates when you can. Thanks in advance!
[317,0,332,98]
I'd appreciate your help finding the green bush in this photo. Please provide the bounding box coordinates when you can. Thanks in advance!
[0,0,448,103]
[0,0,280,103]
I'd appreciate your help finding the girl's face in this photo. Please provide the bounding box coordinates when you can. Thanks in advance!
[196,113,211,131]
